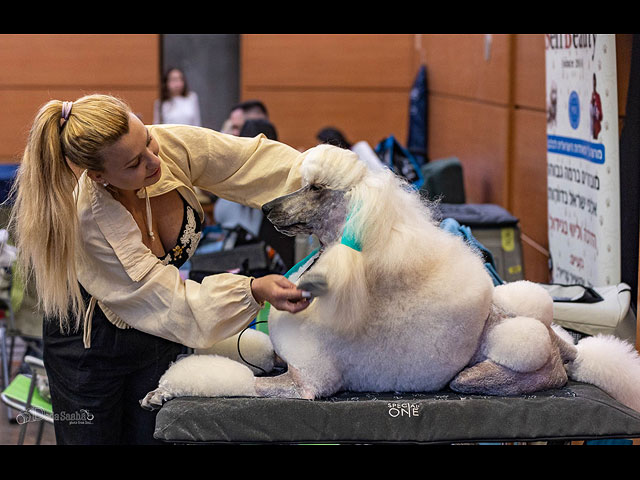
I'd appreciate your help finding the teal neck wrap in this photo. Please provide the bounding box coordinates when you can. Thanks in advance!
[340,207,362,252]
[285,204,362,279]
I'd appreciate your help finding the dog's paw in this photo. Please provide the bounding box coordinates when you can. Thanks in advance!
[140,386,173,411]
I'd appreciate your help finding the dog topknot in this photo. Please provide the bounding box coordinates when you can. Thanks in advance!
[301,144,368,190]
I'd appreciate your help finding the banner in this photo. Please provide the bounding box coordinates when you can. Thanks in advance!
[545,34,620,287]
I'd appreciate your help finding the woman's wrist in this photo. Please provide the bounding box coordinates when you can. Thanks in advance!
[250,277,266,305]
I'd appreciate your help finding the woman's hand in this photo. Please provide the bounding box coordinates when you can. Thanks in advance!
[251,275,311,313]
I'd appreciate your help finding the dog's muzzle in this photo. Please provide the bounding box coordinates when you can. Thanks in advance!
[261,194,309,236]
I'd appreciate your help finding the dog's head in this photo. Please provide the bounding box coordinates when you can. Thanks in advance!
[262,145,368,245]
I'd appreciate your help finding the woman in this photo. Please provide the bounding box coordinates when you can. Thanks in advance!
[9,94,323,444]
[153,67,201,126]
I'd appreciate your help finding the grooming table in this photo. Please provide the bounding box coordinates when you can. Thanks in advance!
[153,381,640,444]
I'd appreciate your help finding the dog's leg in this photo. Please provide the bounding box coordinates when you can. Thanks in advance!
[449,317,569,396]
[254,366,314,399]
[449,348,568,396]
[255,360,344,400]
[140,354,258,410]
[195,328,280,375]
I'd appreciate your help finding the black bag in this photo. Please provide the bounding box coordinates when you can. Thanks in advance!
[189,241,271,283]
[375,136,424,189]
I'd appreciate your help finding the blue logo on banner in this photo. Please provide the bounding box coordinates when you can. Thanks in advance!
[569,91,580,129]
[547,135,605,164]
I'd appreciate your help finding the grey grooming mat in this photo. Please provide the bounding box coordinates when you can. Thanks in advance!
[153,381,640,444]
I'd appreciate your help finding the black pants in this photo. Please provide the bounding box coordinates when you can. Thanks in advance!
[42,301,184,445]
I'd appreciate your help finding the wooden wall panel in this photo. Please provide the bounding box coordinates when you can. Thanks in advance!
[514,34,546,110]
[241,34,415,89]
[0,34,160,163]
[243,89,409,151]
[510,33,549,282]
[418,34,511,104]
[428,95,509,206]
[511,108,549,283]
[511,109,548,246]
[616,34,632,118]
[0,34,158,87]
[240,34,416,152]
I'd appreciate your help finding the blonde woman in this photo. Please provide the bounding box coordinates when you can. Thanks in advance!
[10,94,319,444]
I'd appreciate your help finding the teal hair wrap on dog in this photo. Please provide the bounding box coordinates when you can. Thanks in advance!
[285,205,362,279]
[340,205,362,252]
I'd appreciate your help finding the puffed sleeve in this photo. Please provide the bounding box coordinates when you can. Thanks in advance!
[148,124,306,208]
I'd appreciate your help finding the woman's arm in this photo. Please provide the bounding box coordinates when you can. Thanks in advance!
[149,124,307,209]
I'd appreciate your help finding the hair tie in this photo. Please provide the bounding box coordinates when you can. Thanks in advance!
[60,101,73,127]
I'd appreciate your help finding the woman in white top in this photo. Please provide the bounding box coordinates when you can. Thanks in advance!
[153,67,202,126]
[10,94,320,444]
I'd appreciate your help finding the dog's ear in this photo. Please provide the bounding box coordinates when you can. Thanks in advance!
[310,243,369,336]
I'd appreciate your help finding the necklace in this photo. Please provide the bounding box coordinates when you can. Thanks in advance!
[144,187,156,242]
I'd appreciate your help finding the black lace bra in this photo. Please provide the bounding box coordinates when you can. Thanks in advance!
[158,195,202,269]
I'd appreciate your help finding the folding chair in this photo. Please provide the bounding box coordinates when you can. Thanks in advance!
[0,233,17,421]
[1,355,53,444]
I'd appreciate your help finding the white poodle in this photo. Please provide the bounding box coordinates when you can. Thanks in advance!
[142,145,640,413]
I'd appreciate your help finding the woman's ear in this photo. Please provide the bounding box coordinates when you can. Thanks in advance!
[86,170,106,185]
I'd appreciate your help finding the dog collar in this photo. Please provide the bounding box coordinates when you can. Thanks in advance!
[340,205,362,252]
[340,223,361,251]
[285,248,321,279]
[285,206,362,280]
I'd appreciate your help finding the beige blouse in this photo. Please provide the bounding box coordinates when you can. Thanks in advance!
[75,124,313,349]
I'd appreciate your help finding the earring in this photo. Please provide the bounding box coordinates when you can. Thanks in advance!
[103,182,109,187]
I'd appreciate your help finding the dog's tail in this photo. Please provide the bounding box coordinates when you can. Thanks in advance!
[564,333,640,413]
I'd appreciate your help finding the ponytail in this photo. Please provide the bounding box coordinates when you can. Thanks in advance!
[8,94,130,332]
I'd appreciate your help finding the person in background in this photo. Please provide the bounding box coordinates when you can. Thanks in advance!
[154,67,202,126]
[317,126,385,172]
[316,127,352,150]
[222,100,269,136]
[239,118,278,141]
[155,68,206,219]
[214,118,279,237]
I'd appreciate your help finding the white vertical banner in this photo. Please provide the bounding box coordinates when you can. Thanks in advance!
[545,34,620,287]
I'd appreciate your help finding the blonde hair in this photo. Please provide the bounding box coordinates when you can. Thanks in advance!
[8,94,131,332]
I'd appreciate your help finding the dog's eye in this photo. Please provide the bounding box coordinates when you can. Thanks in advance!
[309,184,323,192]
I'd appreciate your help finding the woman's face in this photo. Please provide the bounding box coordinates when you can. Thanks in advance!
[91,113,162,192]
[166,69,185,97]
